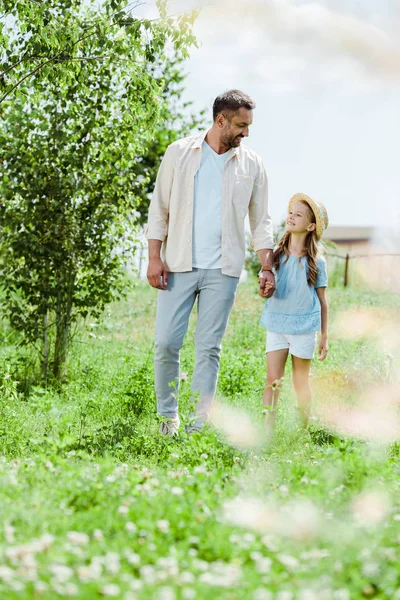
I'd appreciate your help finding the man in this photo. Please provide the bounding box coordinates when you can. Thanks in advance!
[145,89,275,436]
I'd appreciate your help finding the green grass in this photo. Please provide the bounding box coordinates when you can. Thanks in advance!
[0,280,399,599]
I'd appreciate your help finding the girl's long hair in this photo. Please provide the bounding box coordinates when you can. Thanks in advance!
[273,201,319,286]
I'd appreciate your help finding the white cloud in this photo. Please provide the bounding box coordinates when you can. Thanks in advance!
[190,0,400,90]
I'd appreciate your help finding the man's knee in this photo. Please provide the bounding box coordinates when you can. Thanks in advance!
[155,333,183,357]
[195,343,221,362]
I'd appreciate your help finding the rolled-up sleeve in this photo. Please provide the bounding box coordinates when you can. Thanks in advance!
[248,158,275,251]
[145,144,175,241]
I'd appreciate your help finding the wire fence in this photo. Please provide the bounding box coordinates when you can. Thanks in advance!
[326,252,400,292]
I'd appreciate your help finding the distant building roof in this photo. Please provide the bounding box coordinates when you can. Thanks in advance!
[325,226,374,243]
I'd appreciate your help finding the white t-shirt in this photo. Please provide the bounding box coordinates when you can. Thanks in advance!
[192,141,230,269]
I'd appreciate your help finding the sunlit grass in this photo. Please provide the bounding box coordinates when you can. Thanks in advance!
[0,279,399,599]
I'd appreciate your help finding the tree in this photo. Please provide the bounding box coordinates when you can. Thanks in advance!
[0,0,198,382]
[0,0,197,104]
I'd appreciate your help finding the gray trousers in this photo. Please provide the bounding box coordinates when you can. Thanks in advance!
[154,268,239,425]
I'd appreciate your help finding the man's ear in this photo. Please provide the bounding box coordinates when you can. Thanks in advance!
[215,114,226,129]
[307,223,316,232]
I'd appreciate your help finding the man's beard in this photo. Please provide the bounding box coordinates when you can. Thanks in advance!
[223,133,243,148]
[226,135,243,148]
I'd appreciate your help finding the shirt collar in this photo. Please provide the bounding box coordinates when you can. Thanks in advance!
[191,130,239,159]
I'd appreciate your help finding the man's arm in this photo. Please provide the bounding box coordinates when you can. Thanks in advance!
[145,145,175,289]
[257,248,275,298]
[248,159,275,298]
[147,239,168,290]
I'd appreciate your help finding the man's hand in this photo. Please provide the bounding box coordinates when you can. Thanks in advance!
[147,258,168,290]
[318,336,328,361]
[258,271,275,298]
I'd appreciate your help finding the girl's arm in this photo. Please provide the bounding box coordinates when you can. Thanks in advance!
[316,287,328,361]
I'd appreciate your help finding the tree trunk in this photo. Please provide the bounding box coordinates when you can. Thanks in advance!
[53,317,70,381]
[41,310,50,383]
[53,269,75,381]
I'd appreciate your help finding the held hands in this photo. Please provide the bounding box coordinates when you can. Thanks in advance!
[258,271,276,298]
[147,258,168,290]
[318,336,328,361]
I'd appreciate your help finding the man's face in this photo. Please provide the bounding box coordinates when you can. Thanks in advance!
[220,107,253,148]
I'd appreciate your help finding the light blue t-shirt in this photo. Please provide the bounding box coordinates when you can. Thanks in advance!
[260,256,328,334]
[192,142,230,269]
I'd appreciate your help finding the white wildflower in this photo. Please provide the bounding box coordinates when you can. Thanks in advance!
[140,565,155,583]
[77,559,102,582]
[193,559,209,572]
[5,524,16,543]
[198,562,241,587]
[93,529,104,541]
[188,536,200,545]
[255,557,273,573]
[130,578,143,590]
[39,533,55,550]
[156,587,176,600]
[64,583,79,597]
[333,590,350,600]
[124,550,141,566]
[298,590,318,600]
[118,505,129,515]
[101,583,121,596]
[362,562,380,578]
[67,531,90,546]
[277,592,293,600]
[125,521,137,533]
[104,552,121,575]
[180,572,195,584]
[49,563,74,583]
[277,554,299,571]
[157,520,170,533]
[171,486,184,496]
[193,465,208,475]
[0,565,15,582]
[253,590,273,600]
[7,579,25,592]
[34,581,49,593]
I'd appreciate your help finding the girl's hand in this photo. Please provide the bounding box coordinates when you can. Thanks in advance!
[258,271,275,298]
[259,281,274,298]
[318,336,328,361]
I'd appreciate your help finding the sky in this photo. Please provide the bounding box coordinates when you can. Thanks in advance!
[134,0,400,229]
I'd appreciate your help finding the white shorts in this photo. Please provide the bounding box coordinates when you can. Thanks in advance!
[266,331,317,359]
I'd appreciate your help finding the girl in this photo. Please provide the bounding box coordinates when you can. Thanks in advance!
[260,193,329,433]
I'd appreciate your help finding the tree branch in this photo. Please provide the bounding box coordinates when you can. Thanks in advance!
[0,51,42,78]
[0,57,57,104]
[0,0,180,105]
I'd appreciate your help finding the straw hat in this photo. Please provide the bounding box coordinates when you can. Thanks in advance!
[288,193,329,240]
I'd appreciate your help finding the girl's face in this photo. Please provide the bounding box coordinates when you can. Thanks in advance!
[286,201,316,235]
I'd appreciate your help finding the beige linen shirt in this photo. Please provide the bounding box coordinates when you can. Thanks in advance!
[145,130,274,278]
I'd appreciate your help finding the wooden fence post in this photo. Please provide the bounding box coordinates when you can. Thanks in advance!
[344,254,350,287]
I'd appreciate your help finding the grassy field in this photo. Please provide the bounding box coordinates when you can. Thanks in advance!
[1,278,400,600]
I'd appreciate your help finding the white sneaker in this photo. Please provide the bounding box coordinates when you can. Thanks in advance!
[159,415,180,437]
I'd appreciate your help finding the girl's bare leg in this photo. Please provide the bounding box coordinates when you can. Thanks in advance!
[263,349,288,435]
[291,355,312,427]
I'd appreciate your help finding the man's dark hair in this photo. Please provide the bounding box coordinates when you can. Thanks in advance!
[212,89,256,121]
